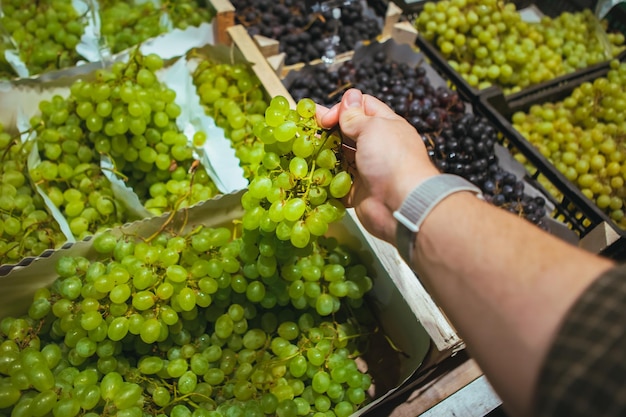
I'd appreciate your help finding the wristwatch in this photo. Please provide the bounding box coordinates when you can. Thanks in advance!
[393,174,483,265]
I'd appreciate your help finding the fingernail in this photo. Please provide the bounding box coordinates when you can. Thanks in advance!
[345,90,362,108]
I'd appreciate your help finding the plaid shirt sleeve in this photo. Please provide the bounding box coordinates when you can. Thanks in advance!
[534,262,626,417]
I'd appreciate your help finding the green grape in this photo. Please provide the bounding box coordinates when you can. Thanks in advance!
[290,221,310,248]
[289,157,308,179]
[315,294,335,316]
[249,176,272,199]
[52,397,81,417]
[283,198,306,222]
[296,98,316,118]
[329,171,352,199]
[274,121,298,142]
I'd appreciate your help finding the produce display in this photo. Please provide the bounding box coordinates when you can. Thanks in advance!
[414,0,626,93]
[0,0,215,79]
[288,48,549,227]
[0,97,378,417]
[230,0,382,65]
[5,0,626,414]
[511,59,626,229]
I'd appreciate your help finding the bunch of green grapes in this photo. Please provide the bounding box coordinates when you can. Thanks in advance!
[98,0,164,54]
[75,51,219,215]
[34,51,218,222]
[415,0,626,93]
[193,59,270,179]
[512,59,626,228]
[166,0,216,30]
[0,224,375,417]
[29,92,128,241]
[240,96,352,250]
[231,96,356,318]
[99,0,216,54]
[0,0,86,77]
[0,125,66,264]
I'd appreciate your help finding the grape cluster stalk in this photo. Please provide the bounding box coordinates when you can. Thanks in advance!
[512,59,626,229]
[0,124,66,265]
[414,0,626,93]
[288,50,549,227]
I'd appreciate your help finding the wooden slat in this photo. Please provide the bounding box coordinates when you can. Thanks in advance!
[210,0,236,45]
[392,21,419,46]
[416,374,502,417]
[381,1,403,41]
[579,221,620,254]
[227,25,296,108]
[253,35,281,58]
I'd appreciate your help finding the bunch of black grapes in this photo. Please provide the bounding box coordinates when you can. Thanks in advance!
[288,50,549,227]
[231,0,381,65]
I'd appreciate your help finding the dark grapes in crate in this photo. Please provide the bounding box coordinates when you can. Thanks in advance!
[286,46,549,228]
[231,0,382,65]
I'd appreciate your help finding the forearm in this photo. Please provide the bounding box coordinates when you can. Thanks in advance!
[410,191,614,417]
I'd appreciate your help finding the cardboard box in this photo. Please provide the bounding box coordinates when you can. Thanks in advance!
[0,190,437,416]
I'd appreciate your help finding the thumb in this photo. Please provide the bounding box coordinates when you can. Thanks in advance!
[337,89,369,139]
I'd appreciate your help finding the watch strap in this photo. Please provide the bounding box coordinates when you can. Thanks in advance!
[394,174,482,265]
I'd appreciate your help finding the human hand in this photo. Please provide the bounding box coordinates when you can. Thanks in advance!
[317,89,440,244]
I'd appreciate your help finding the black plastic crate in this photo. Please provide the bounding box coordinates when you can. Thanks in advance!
[476,58,626,260]
[413,0,626,104]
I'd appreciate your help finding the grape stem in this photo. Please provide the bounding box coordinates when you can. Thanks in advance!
[302,160,317,202]
[1,128,34,161]
[0,241,19,257]
[327,82,352,99]
[144,190,191,243]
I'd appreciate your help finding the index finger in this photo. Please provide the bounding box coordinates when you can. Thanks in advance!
[316,102,340,129]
